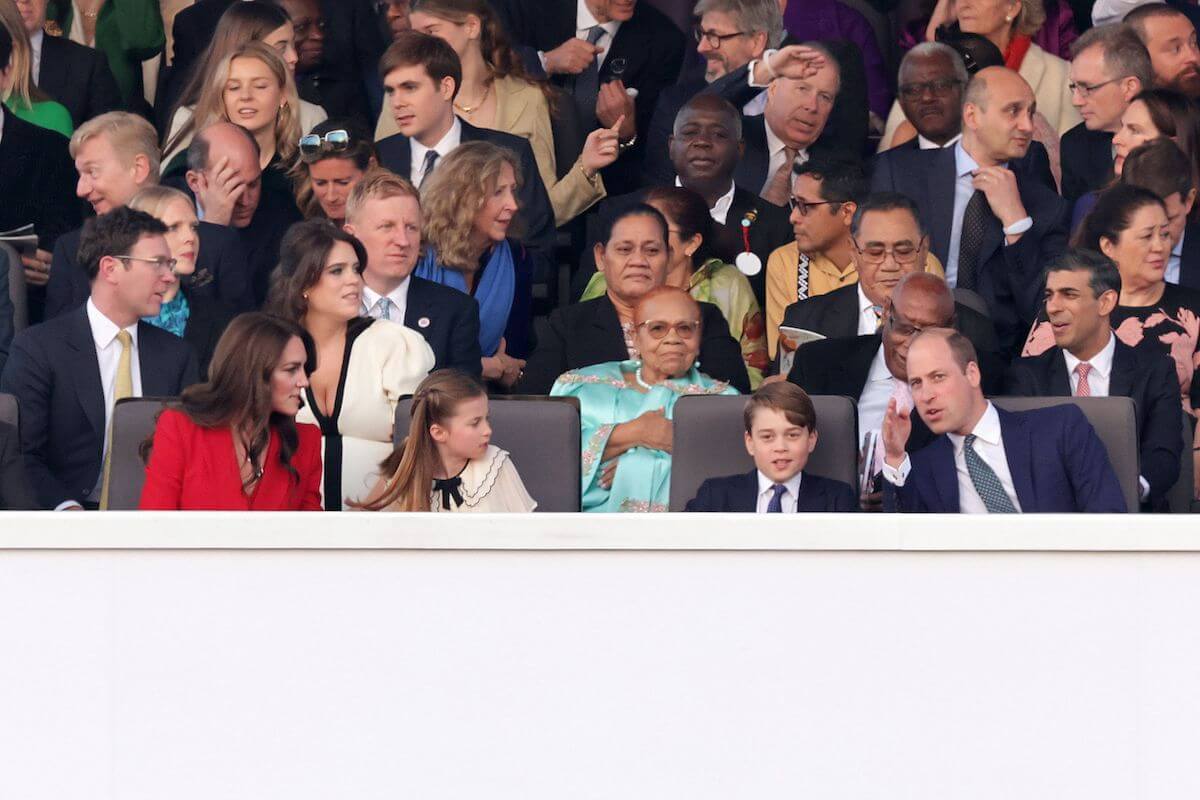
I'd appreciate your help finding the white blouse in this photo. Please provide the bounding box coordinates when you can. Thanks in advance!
[428,445,537,513]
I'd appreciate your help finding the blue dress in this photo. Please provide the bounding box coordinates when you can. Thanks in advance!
[550,360,739,512]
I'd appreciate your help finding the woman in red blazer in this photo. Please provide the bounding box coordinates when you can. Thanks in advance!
[140,313,324,510]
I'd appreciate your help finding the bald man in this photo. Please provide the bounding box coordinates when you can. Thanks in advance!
[871,66,1071,356]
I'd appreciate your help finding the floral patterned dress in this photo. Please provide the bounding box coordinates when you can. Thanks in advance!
[550,360,739,512]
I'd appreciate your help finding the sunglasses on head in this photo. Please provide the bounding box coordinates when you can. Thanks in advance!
[299,129,351,157]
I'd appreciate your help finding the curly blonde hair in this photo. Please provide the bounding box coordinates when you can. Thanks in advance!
[187,41,302,169]
[420,141,521,270]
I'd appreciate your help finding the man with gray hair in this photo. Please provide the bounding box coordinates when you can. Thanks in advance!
[1061,23,1154,201]
[893,42,970,150]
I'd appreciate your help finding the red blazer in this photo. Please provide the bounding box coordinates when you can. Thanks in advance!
[139,409,323,510]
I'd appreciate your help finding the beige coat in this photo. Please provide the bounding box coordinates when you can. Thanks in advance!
[377,74,604,225]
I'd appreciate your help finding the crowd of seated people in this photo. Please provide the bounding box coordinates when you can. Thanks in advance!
[9,0,1200,515]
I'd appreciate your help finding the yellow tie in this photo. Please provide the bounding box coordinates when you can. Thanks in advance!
[99,330,134,510]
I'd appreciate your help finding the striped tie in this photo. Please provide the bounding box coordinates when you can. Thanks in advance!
[1074,362,1092,397]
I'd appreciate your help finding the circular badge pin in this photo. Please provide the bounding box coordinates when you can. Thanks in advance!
[735,252,762,276]
[417,316,431,329]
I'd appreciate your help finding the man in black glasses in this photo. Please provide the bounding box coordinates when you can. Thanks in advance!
[893,42,968,151]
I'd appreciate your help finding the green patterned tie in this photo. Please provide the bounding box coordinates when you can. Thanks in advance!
[964,434,1017,513]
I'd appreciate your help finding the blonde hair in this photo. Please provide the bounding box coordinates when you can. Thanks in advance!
[184,41,301,168]
[344,168,421,224]
[420,141,520,270]
[0,0,47,108]
[1014,0,1046,37]
[70,112,162,179]
[127,185,194,219]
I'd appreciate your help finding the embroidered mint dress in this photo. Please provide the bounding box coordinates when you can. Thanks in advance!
[550,360,738,512]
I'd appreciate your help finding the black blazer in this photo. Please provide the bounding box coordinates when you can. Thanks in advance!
[0,305,199,508]
[404,275,483,377]
[685,469,858,512]
[181,287,237,378]
[0,105,80,252]
[0,420,37,509]
[37,34,123,127]
[376,120,556,279]
[514,294,751,394]
[1003,340,1182,505]
[45,221,255,320]
[870,145,1070,355]
[1179,222,1200,291]
[1059,124,1114,204]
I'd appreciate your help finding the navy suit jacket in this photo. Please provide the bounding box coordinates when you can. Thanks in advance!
[889,137,1057,194]
[45,221,254,319]
[884,404,1128,513]
[375,120,556,281]
[0,305,199,508]
[869,145,1071,355]
[685,470,858,512]
[1003,341,1182,505]
[1059,124,1113,203]
[1179,222,1200,291]
[403,275,483,377]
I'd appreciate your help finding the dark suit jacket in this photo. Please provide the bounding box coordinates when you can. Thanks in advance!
[181,287,237,378]
[1179,222,1200,291]
[1003,341,1182,505]
[37,34,123,127]
[0,305,199,508]
[883,404,1128,513]
[0,105,80,252]
[870,145,1071,355]
[0,248,13,376]
[0,420,37,509]
[376,120,556,281]
[890,138,1057,193]
[514,295,751,394]
[404,275,483,377]
[45,221,254,320]
[1059,124,1114,203]
[685,469,858,512]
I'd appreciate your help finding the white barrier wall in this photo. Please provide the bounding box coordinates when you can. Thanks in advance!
[2,513,1199,800]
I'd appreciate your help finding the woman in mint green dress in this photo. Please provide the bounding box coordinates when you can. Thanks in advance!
[552,287,738,512]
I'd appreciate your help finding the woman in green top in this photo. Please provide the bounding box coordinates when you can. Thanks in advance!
[581,186,770,388]
[0,2,71,136]
[47,0,163,114]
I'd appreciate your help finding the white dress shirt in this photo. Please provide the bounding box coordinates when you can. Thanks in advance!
[944,141,982,288]
[917,132,962,150]
[1167,231,1184,285]
[676,176,736,225]
[755,469,803,513]
[884,401,1023,513]
[30,29,43,84]
[764,119,808,184]
[361,279,411,324]
[411,117,462,187]
[857,283,882,335]
[857,345,895,441]
[1063,333,1115,397]
[83,299,143,503]
[575,0,621,67]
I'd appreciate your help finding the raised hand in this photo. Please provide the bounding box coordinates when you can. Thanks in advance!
[596,81,636,141]
[580,115,623,175]
[881,396,912,468]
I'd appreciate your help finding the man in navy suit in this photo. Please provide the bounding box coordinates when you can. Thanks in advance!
[1004,249,1182,509]
[372,32,556,282]
[881,328,1126,513]
[686,381,857,512]
[1,208,199,510]
[343,169,482,376]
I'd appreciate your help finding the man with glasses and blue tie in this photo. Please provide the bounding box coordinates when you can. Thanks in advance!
[1,208,199,511]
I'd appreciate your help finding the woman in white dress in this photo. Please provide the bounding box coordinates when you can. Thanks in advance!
[269,219,435,509]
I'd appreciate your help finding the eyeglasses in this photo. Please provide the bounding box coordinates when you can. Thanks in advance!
[1068,78,1119,98]
[852,238,925,266]
[299,129,350,157]
[788,197,833,216]
[898,77,963,100]
[112,255,178,273]
[886,315,931,338]
[637,319,701,339]
[693,27,749,49]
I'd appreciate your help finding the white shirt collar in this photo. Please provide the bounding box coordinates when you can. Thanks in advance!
[577,0,620,37]
[675,176,736,225]
[764,116,789,160]
[412,116,461,161]
[918,132,961,149]
[756,469,803,497]
[857,283,877,314]
[948,401,1001,453]
[86,297,139,351]
[1173,230,1185,259]
[361,277,410,313]
[954,140,980,179]
[866,342,891,382]
[1063,331,1116,381]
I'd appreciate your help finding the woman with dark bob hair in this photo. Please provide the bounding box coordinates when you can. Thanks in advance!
[268,218,435,510]
[139,313,324,510]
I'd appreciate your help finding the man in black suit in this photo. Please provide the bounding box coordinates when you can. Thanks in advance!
[493,0,685,194]
[579,94,791,304]
[45,113,253,318]
[374,32,556,282]
[1004,249,1182,508]
[277,0,384,124]
[0,249,14,375]
[182,122,302,308]
[642,0,784,186]
[870,67,1071,356]
[780,193,999,358]
[0,420,37,509]
[1,208,199,510]
[343,169,482,376]
[18,0,122,127]
[1120,138,1200,289]
[516,203,750,394]
[1061,24,1152,202]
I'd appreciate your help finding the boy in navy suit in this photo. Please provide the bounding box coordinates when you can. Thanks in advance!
[685,382,858,512]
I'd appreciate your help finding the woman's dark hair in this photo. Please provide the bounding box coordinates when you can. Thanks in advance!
[1121,137,1195,201]
[268,218,369,321]
[168,312,316,490]
[597,203,670,246]
[1129,89,1200,193]
[296,118,377,219]
[643,186,715,266]
[78,207,169,280]
[1073,183,1166,252]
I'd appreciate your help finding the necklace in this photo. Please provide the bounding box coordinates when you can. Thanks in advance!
[634,366,658,390]
[453,81,492,114]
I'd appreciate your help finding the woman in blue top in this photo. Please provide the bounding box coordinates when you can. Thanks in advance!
[416,140,533,389]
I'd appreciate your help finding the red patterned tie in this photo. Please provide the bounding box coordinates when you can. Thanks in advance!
[1074,362,1092,397]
